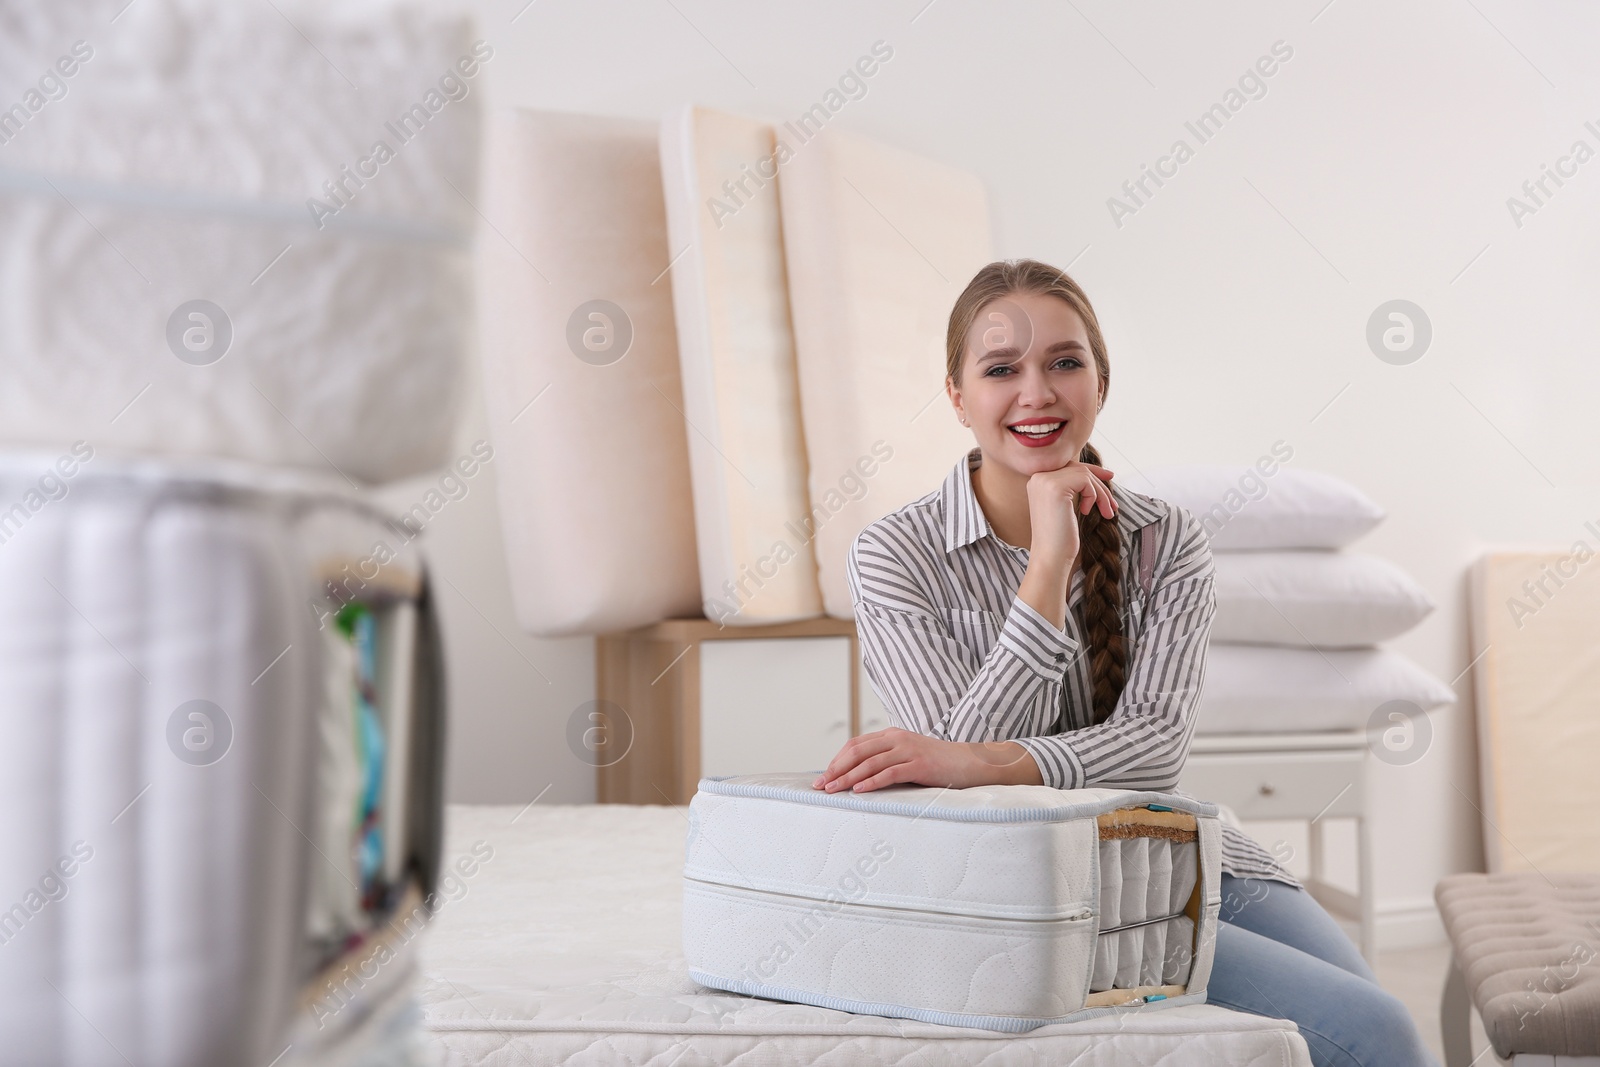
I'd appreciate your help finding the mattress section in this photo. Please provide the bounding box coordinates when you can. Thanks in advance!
[0,450,443,1065]
[659,104,823,625]
[420,803,1311,1066]
[1470,551,1600,873]
[683,879,1101,1024]
[0,0,479,484]
[682,775,1103,921]
[0,0,479,220]
[477,107,701,636]
[681,773,1222,1031]
[778,125,993,619]
[1093,835,1199,991]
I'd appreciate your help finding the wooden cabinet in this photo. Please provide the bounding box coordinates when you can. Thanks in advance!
[1181,731,1375,962]
[594,617,860,805]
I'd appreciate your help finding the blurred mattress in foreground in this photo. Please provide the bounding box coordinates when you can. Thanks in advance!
[0,451,448,1065]
[0,0,481,485]
[0,0,479,1063]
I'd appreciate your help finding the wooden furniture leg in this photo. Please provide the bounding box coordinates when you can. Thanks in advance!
[1441,954,1473,1067]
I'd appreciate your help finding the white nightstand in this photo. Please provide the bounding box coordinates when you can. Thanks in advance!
[1180,731,1375,963]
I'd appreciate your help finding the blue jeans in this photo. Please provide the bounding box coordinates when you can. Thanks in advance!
[1209,874,1438,1067]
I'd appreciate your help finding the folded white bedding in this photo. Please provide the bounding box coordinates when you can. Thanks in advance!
[0,0,479,485]
[421,803,1313,1065]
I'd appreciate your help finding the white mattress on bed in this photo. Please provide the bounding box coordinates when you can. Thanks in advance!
[420,803,1312,1066]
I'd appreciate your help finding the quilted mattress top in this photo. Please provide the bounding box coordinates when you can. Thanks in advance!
[418,803,1311,1066]
[697,772,1220,822]
[687,772,1217,923]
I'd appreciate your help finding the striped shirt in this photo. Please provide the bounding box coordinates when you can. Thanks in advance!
[847,446,1295,885]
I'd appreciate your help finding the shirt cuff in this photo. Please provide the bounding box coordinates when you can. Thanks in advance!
[1010,735,1085,790]
[997,594,1079,681]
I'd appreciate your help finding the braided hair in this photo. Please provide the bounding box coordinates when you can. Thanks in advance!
[945,260,1128,725]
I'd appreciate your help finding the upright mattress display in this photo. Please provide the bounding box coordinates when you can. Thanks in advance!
[477,107,702,637]
[1471,550,1600,873]
[0,450,445,1066]
[682,772,1221,1032]
[778,123,994,620]
[659,104,824,626]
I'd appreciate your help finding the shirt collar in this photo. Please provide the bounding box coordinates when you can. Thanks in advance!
[941,446,1166,555]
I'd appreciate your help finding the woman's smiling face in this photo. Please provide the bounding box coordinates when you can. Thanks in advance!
[948,290,1103,476]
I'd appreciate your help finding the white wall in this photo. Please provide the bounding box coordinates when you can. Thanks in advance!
[397,0,1600,948]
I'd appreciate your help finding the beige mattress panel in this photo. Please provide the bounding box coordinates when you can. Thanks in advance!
[779,128,993,618]
[1470,550,1600,873]
[660,105,823,625]
[478,108,701,636]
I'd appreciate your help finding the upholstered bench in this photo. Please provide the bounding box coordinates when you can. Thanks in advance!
[1437,872,1600,1065]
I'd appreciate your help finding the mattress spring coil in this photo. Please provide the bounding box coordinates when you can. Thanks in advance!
[1097,910,1188,936]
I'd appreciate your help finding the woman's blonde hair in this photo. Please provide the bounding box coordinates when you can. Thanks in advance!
[945,259,1126,725]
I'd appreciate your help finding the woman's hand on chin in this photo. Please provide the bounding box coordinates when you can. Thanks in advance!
[811,728,1042,793]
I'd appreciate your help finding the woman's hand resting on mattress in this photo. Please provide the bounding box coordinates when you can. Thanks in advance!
[811,728,1043,793]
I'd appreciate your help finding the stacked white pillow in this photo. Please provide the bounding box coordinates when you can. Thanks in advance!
[1122,465,1455,734]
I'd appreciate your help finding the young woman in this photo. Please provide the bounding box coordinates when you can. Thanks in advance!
[812,259,1437,1066]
